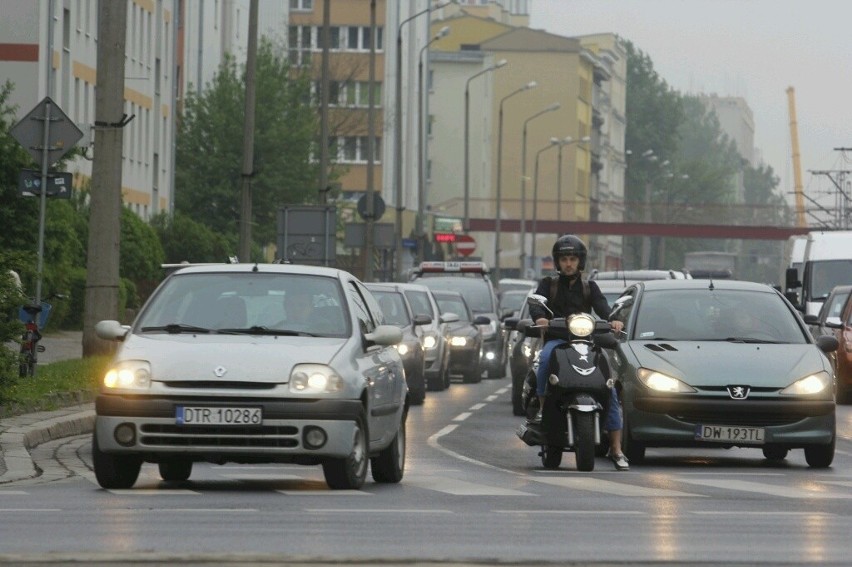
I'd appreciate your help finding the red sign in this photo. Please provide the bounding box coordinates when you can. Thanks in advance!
[455,234,476,257]
[434,232,457,243]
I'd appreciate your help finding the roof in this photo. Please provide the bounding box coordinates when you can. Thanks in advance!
[480,27,582,53]
[639,279,775,293]
[167,262,346,279]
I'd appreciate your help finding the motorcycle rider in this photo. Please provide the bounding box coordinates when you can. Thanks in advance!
[528,234,629,471]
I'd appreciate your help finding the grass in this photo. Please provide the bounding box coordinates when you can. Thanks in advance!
[1,356,110,415]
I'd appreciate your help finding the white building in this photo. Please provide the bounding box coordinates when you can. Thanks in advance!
[0,0,180,219]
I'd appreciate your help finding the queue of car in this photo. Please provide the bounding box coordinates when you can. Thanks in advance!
[89,258,848,490]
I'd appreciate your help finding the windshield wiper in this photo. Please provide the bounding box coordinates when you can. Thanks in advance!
[217,326,318,337]
[141,323,211,334]
[723,337,782,344]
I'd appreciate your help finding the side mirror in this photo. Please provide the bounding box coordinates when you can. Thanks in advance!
[503,317,519,331]
[440,312,460,324]
[803,314,820,325]
[95,320,130,341]
[784,291,801,308]
[366,324,403,346]
[527,293,548,307]
[824,317,843,329]
[785,267,801,291]
[500,308,515,320]
[473,315,491,326]
[413,314,432,326]
[815,334,839,353]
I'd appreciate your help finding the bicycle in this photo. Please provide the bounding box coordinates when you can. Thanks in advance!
[18,293,65,377]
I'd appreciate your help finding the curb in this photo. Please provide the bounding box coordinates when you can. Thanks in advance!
[0,405,95,484]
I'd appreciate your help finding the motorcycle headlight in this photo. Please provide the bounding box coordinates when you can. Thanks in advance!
[637,367,696,393]
[568,314,595,337]
[103,360,152,391]
[289,364,343,394]
[780,371,831,395]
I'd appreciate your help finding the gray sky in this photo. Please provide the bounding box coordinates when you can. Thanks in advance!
[530,0,852,207]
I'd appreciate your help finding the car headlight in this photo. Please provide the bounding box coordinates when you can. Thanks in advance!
[103,360,152,391]
[289,364,343,394]
[422,333,438,350]
[522,343,532,358]
[395,343,410,356]
[568,314,595,337]
[637,368,696,393]
[780,371,831,395]
[450,336,468,347]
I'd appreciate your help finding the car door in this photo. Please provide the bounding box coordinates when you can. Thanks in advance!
[347,280,402,446]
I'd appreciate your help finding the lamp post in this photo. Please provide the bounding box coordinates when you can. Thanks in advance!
[530,138,560,274]
[464,58,507,233]
[494,80,537,281]
[395,1,454,280]
[555,135,590,221]
[416,25,450,261]
[519,102,560,277]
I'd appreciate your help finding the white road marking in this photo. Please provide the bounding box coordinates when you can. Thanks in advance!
[0,491,28,495]
[0,508,61,512]
[106,489,201,495]
[405,475,534,496]
[485,395,499,402]
[453,412,472,422]
[138,508,258,513]
[493,509,645,516]
[675,478,852,499]
[469,403,486,410]
[690,510,836,517]
[277,490,370,496]
[304,508,452,514]
[495,387,510,394]
[532,476,704,498]
[219,473,302,481]
[427,425,520,474]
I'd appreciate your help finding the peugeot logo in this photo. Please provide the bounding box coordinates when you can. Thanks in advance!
[728,385,750,400]
[213,366,227,377]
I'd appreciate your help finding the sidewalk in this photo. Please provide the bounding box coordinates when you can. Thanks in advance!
[0,330,93,483]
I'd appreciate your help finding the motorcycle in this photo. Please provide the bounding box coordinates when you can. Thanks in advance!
[515,294,618,471]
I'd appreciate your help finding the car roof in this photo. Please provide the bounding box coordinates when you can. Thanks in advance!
[168,262,347,278]
[638,279,775,292]
[590,269,687,280]
[431,289,464,298]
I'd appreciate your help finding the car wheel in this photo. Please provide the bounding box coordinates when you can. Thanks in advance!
[371,412,406,484]
[762,446,788,461]
[622,419,646,463]
[541,445,562,469]
[92,431,142,490]
[804,437,835,468]
[158,459,193,482]
[442,351,452,390]
[322,410,369,489]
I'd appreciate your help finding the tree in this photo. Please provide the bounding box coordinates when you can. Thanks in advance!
[175,39,319,251]
[150,211,235,264]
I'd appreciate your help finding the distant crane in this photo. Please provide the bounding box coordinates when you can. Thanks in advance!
[786,86,807,227]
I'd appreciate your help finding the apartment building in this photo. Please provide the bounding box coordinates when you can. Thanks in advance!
[0,0,179,219]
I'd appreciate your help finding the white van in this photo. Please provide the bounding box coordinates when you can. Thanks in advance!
[786,230,852,316]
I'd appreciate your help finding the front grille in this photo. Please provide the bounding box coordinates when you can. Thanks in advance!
[164,381,278,390]
[139,423,300,448]
[667,411,804,427]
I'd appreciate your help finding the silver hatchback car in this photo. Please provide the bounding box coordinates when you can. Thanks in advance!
[92,263,407,490]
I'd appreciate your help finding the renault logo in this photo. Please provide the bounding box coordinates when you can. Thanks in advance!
[214,366,227,377]
[728,385,750,399]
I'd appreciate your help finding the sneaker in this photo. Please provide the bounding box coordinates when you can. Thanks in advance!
[608,452,629,471]
[527,410,543,425]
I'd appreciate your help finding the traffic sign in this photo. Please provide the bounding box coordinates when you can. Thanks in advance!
[455,234,476,257]
[18,169,73,198]
[10,97,83,166]
[357,193,386,220]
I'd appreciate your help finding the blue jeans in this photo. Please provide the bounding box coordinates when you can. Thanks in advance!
[536,338,623,431]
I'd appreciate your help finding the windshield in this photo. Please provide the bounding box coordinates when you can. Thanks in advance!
[136,272,349,338]
[404,290,435,319]
[435,296,471,322]
[372,290,411,327]
[499,290,528,313]
[417,277,495,313]
[634,289,807,344]
[807,260,852,301]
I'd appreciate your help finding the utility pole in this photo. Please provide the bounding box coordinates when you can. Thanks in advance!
[364,0,377,281]
[318,0,331,204]
[83,0,127,356]
[238,0,259,261]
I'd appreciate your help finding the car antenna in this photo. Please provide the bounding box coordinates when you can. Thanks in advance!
[708,276,715,291]
[252,263,259,272]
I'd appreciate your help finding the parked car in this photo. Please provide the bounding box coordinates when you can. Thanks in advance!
[397,282,456,392]
[432,290,489,384]
[410,262,506,379]
[807,285,852,403]
[609,279,838,467]
[92,263,407,490]
[366,283,430,405]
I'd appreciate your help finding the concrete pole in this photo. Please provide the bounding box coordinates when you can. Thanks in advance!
[364,0,377,281]
[83,0,128,356]
[237,0,258,262]
[318,0,331,205]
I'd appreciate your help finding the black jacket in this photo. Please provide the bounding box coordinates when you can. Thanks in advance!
[529,273,612,322]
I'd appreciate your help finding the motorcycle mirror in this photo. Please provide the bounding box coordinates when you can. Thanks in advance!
[527,294,548,306]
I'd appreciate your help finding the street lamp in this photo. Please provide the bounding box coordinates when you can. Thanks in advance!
[494,80,537,281]
[463,58,507,233]
[530,138,560,273]
[416,25,450,261]
[555,135,591,221]
[519,102,560,276]
[395,1,455,280]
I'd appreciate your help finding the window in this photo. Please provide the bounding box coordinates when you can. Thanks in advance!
[348,282,375,334]
[347,26,359,50]
[290,0,314,11]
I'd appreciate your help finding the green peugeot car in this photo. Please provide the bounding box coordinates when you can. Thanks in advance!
[609,279,839,467]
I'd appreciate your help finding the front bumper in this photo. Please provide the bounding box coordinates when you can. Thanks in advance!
[625,395,836,447]
[95,395,363,459]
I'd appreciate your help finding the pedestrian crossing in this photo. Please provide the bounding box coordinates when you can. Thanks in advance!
[7,467,852,503]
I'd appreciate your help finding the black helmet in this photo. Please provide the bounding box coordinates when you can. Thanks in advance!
[552,234,587,270]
